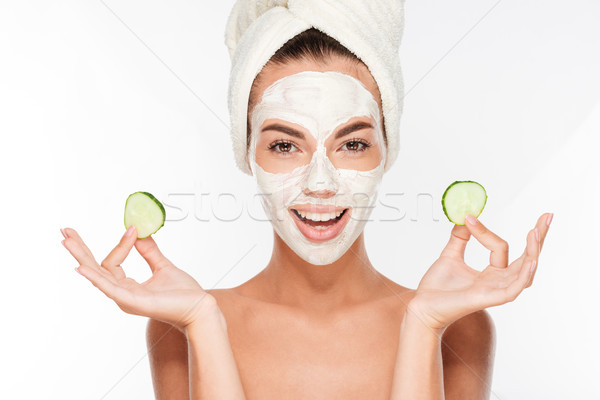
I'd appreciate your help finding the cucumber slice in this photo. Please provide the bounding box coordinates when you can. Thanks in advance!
[441,181,487,225]
[124,192,166,238]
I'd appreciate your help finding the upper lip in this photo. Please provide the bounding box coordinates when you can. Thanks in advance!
[289,204,346,214]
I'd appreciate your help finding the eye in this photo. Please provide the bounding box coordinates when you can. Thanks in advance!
[340,139,371,153]
[268,140,299,155]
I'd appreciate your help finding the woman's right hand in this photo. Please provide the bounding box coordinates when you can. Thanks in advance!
[61,225,218,332]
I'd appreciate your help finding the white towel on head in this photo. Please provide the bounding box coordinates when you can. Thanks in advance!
[225,0,406,175]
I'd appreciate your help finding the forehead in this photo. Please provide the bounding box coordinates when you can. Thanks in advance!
[251,58,383,111]
[251,68,382,138]
[255,71,379,123]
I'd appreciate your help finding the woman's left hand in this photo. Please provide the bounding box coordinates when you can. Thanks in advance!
[409,212,553,332]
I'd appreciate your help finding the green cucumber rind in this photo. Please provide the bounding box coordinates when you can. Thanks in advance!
[124,191,166,239]
[441,180,487,225]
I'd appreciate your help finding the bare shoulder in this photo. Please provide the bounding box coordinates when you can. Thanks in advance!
[442,310,496,360]
[205,287,254,322]
[441,310,496,399]
[146,287,243,354]
[206,287,247,308]
[205,287,230,300]
[146,288,241,339]
[372,272,417,312]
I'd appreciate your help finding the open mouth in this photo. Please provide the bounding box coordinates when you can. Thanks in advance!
[289,206,351,242]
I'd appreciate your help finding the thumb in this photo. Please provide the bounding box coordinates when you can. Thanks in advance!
[440,224,471,260]
[134,235,173,273]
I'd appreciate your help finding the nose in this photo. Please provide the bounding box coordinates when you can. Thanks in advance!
[303,187,336,199]
[302,148,338,198]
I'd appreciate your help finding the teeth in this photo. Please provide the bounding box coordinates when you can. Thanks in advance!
[294,210,342,222]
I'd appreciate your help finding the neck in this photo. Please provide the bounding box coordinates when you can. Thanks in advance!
[258,231,384,313]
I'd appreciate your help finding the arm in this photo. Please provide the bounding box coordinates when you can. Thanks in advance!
[185,304,246,400]
[390,212,551,399]
[61,226,246,399]
[390,309,495,400]
[147,308,246,400]
[389,307,445,400]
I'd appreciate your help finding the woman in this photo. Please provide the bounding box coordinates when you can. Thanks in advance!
[60,11,552,400]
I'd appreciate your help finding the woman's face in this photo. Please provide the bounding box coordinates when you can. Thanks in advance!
[250,59,385,172]
[248,58,386,265]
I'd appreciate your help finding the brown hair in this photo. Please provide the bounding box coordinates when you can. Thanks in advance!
[246,28,385,147]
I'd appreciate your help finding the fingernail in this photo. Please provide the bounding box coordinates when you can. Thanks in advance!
[125,225,136,238]
[74,267,81,275]
[465,214,478,225]
[60,228,68,240]
[546,213,553,227]
[535,227,539,242]
[61,239,66,248]
[529,259,537,275]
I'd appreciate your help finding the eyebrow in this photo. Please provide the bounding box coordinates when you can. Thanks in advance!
[334,121,374,139]
[260,120,374,140]
[261,123,306,139]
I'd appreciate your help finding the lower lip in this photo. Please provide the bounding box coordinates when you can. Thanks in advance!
[290,208,352,242]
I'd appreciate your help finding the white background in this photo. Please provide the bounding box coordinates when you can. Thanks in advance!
[1,0,599,399]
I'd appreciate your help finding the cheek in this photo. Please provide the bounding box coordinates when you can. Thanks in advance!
[253,131,316,174]
[254,163,309,220]
[327,144,384,171]
[254,145,313,174]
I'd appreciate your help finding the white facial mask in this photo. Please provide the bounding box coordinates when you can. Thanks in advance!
[249,70,386,265]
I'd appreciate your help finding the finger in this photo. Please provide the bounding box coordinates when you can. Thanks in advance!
[512,227,539,288]
[504,258,536,302]
[76,264,132,304]
[510,221,541,268]
[513,213,551,286]
[62,227,96,260]
[134,235,173,273]
[62,237,113,279]
[440,224,471,260]
[464,214,509,268]
[506,231,536,289]
[536,212,553,251]
[101,226,137,280]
